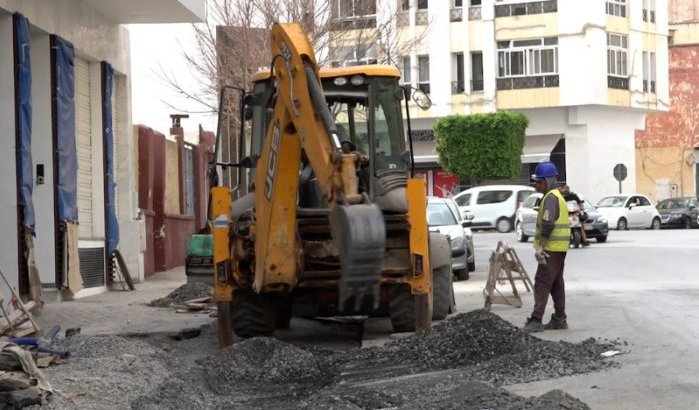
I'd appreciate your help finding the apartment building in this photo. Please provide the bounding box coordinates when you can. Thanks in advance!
[635,0,699,201]
[0,0,205,301]
[329,0,668,201]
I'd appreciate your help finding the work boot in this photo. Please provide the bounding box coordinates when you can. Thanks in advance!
[523,317,544,333]
[582,240,590,247]
[544,314,568,330]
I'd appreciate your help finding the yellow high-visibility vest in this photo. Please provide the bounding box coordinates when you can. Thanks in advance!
[533,189,570,252]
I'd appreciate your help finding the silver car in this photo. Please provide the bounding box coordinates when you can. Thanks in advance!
[427,197,473,280]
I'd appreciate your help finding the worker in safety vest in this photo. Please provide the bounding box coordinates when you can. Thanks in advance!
[523,161,571,333]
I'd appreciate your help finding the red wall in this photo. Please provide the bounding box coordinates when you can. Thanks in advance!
[162,214,195,270]
[636,45,699,149]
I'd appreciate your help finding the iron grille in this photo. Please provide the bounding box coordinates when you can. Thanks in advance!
[79,247,105,288]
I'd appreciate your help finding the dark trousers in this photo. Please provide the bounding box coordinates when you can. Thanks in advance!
[532,251,567,320]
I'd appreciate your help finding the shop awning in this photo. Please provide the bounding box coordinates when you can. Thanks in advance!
[521,134,562,163]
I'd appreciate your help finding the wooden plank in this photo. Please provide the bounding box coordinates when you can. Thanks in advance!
[183,296,212,304]
[0,302,35,334]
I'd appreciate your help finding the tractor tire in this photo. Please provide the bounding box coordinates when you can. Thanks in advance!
[432,265,453,321]
[231,290,276,338]
[454,268,470,281]
[389,284,416,333]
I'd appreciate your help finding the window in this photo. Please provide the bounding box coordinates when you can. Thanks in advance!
[643,0,656,22]
[418,0,428,9]
[642,51,656,93]
[455,193,471,207]
[606,0,626,17]
[522,194,539,209]
[650,52,656,93]
[331,44,377,66]
[452,53,465,94]
[607,33,628,77]
[637,196,651,207]
[477,190,512,205]
[400,56,411,85]
[470,0,481,5]
[454,0,463,6]
[400,0,410,11]
[471,52,484,92]
[497,38,558,78]
[418,55,430,94]
[331,0,377,30]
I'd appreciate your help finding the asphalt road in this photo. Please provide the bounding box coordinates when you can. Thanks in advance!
[453,228,699,410]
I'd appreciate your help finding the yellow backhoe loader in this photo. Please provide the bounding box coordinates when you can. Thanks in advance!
[210,23,453,346]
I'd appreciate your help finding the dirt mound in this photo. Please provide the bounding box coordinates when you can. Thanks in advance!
[148,282,213,307]
[198,337,332,395]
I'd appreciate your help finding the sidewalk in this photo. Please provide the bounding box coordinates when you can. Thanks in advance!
[36,266,214,336]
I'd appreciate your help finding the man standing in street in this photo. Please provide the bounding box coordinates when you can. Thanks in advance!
[523,161,570,333]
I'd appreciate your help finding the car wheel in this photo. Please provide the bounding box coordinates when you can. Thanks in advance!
[496,217,512,233]
[468,260,476,272]
[454,268,469,281]
[650,217,660,230]
[616,218,628,231]
[596,235,608,243]
[516,222,529,242]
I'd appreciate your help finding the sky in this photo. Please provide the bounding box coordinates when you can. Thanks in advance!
[128,24,217,137]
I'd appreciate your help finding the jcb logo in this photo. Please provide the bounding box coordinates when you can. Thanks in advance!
[264,122,281,200]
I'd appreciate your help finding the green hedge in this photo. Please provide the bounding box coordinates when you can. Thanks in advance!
[433,111,528,181]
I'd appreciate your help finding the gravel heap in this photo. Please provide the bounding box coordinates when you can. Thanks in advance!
[148,282,213,307]
[331,310,619,385]
[28,309,620,409]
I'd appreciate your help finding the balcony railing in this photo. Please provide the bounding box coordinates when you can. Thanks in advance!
[330,16,377,31]
[415,10,428,25]
[451,80,465,94]
[469,6,482,20]
[471,79,484,92]
[495,0,557,18]
[397,11,409,27]
[496,75,559,90]
[450,7,463,22]
[608,76,629,90]
[651,80,656,93]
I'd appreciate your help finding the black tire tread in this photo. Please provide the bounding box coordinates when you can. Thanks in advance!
[389,285,415,333]
[231,290,276,338]
[432,265,452,321]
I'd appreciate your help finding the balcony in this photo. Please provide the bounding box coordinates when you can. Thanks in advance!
[496,75,559,90]
[418,83,431,94]
[643,80,657,93]
[450,7,463,22]
[451,80,465,94]
[469,6,482,20]
[608,76,629,90]
[330,16,377,31]
[471,79,484,92]
[495,0,557,18]
[83,0,205,23]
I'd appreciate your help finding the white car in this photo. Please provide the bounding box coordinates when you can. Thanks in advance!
[427,197,472,280]
[452,185,535,232]
[596,194,661,230]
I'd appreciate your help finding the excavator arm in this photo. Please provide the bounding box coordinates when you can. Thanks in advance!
[252,23,386,310]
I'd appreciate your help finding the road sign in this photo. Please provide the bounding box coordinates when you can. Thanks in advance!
[613,163,627,182]
[613,163,627,194]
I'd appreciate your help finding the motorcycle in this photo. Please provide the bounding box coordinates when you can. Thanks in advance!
[566,200,584,248]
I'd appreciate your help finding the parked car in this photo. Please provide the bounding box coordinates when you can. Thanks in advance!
[452,185,535,233]
[596,194,661,230]
[427,197,472,280]
[656,197,699,229]
[515,193,609,243]
[445,198,476,273]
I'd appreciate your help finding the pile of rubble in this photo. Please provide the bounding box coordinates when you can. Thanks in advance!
[23,309,622,409]
[148,282,214,313]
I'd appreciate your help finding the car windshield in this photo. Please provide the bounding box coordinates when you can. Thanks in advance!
[597,196,628,207]
[427,203,457,226]
[657,198,689,209]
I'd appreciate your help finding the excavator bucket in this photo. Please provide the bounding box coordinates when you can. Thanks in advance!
[329,204,386,311]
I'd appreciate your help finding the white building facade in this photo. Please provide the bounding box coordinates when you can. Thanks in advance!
[330,0,669,201]
[0,0,205,301]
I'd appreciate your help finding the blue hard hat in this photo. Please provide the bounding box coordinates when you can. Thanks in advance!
[531,161,558,181]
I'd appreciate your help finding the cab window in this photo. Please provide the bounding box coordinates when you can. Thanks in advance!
[477,190,512,205]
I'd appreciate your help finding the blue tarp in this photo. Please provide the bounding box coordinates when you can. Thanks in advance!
[52,35,78,222]
[13,13,35,235]
[103,62,119,255]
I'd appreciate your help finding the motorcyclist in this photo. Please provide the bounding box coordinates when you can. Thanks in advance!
[558,184,590,246]
[523,161,570,333]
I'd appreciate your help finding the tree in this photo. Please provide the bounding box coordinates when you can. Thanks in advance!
[433,112,528,181]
